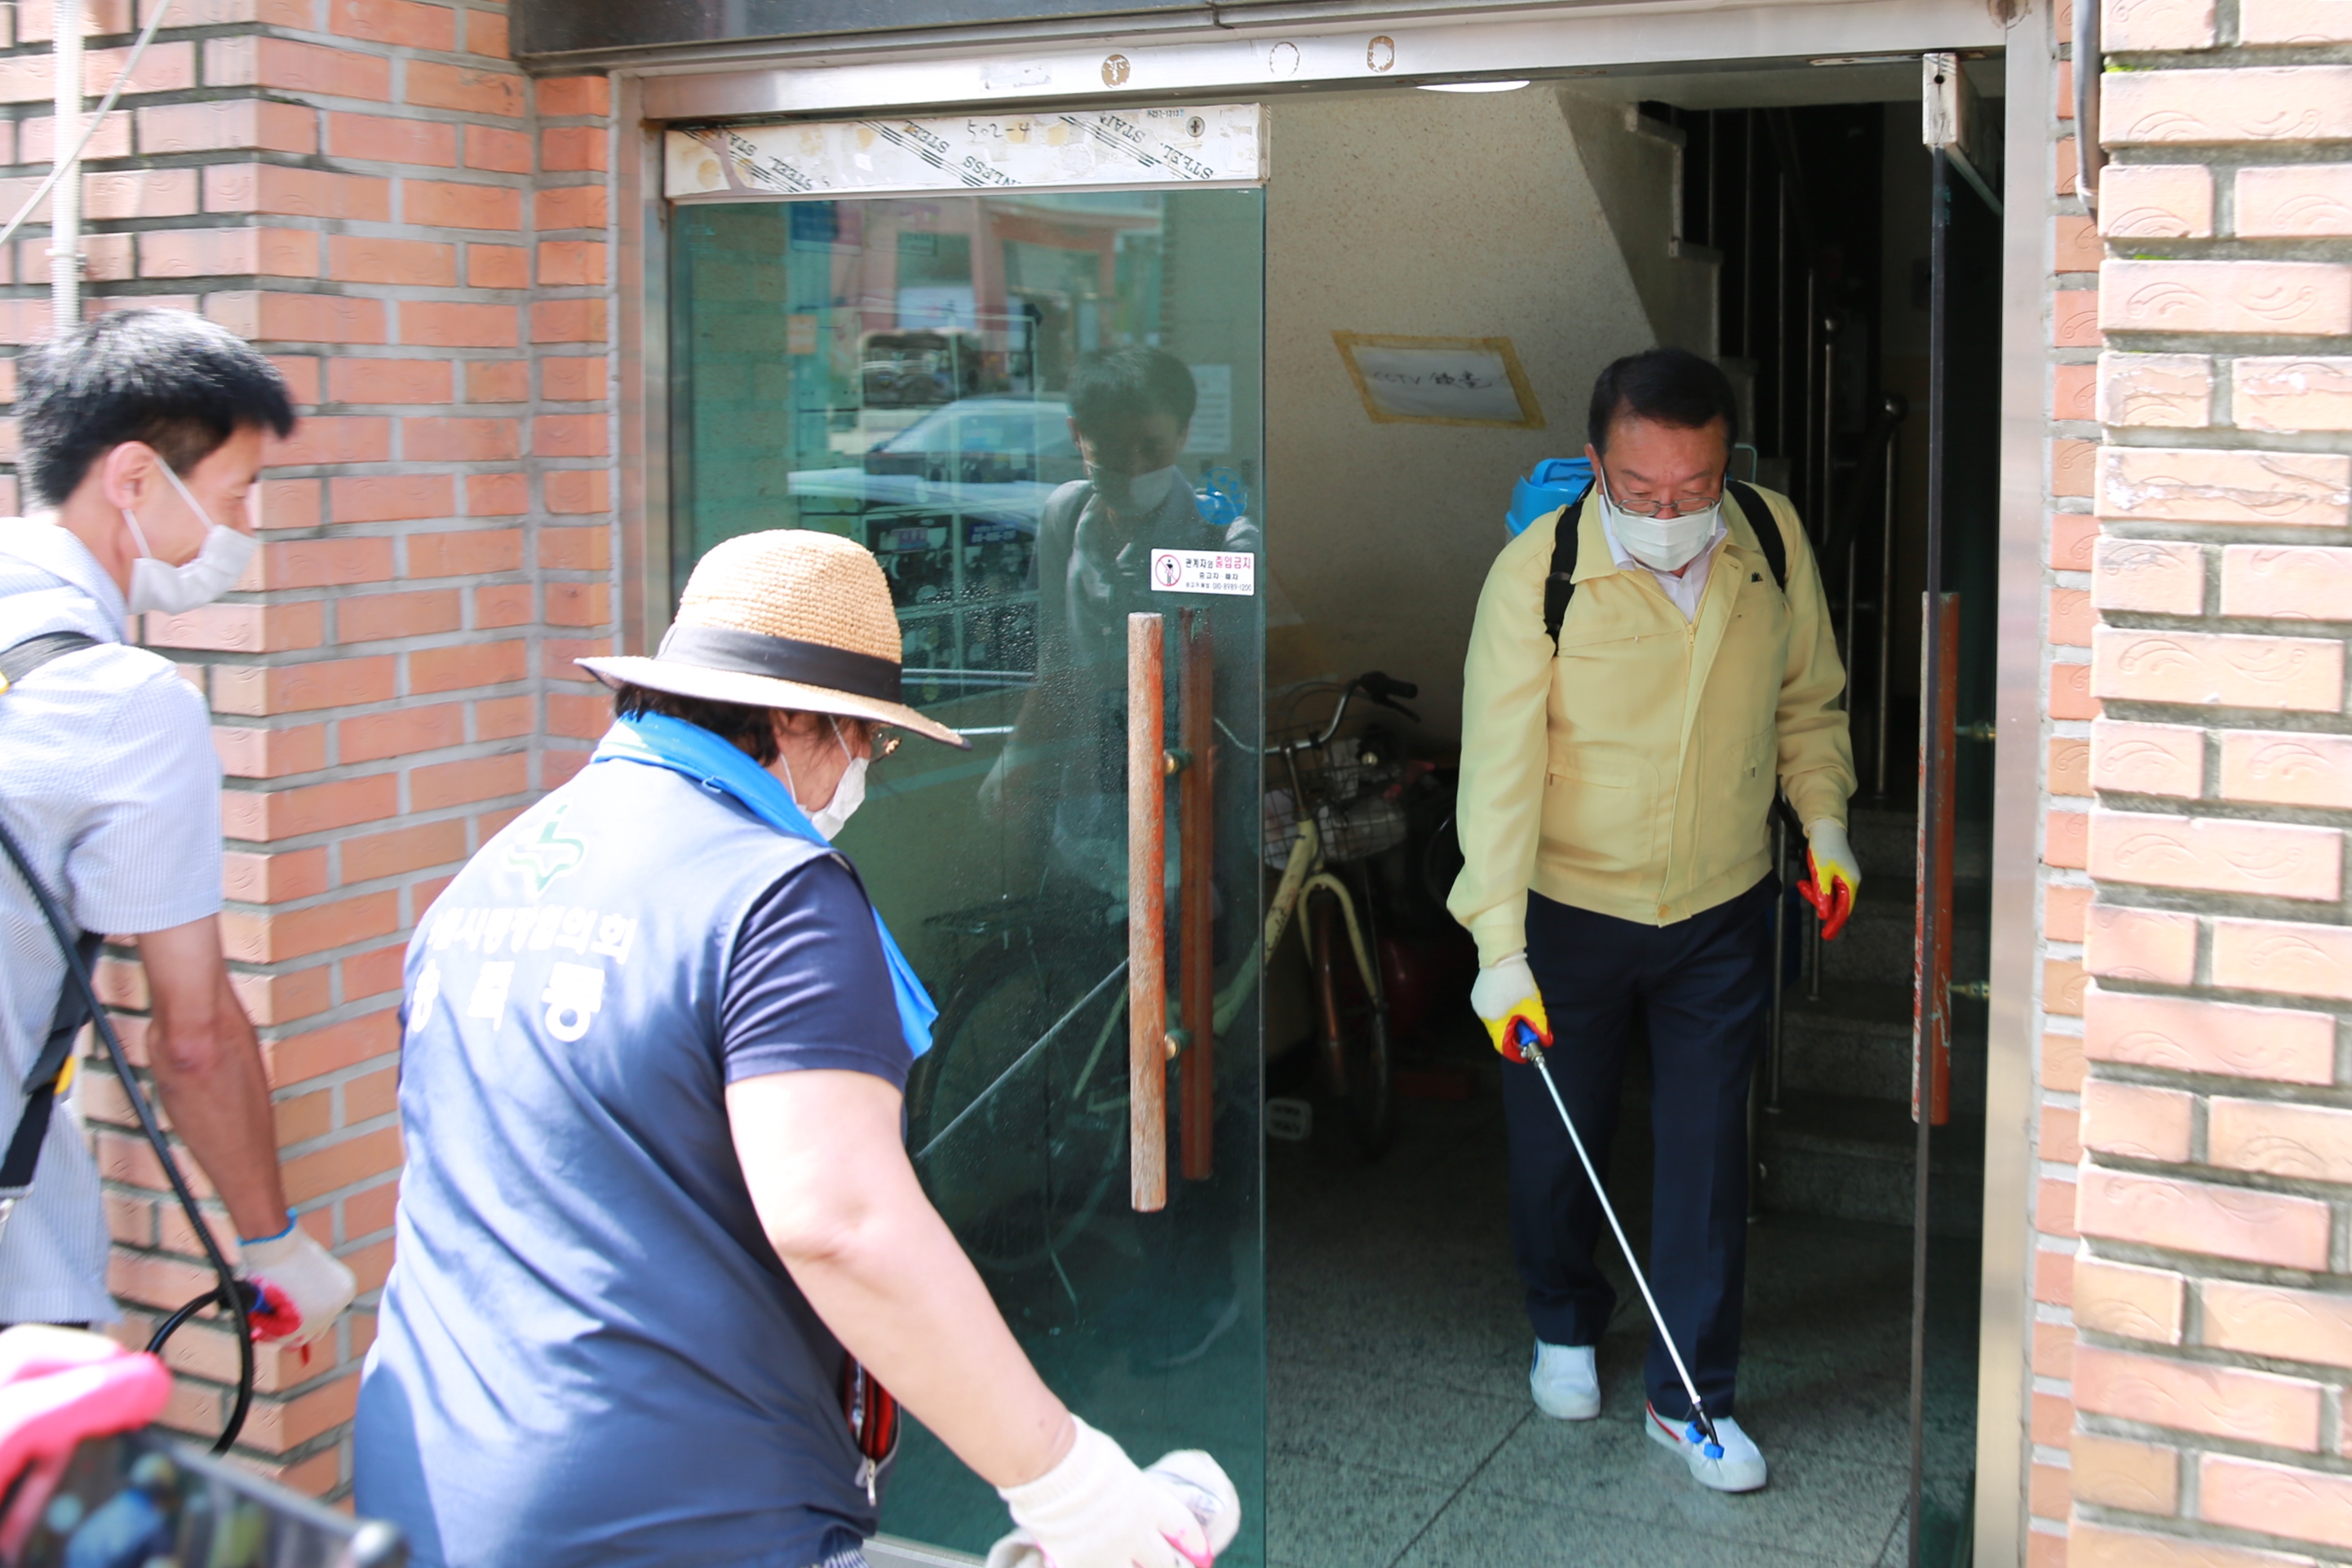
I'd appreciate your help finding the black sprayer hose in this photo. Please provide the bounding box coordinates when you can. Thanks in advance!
[0,811,255,1453]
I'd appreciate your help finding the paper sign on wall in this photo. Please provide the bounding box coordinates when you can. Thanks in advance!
[1151,549,1256,596]
[1332,332,1544,429]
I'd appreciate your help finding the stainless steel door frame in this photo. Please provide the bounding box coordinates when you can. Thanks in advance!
[1976,30,2055,1568]
[631,0,2006,121]
[610,11,2057,1555]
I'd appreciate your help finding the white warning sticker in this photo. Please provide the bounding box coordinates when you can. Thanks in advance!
[1149,549,1256,596]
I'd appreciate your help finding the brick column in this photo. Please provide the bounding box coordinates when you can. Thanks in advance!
[0,0,615,1498]
[2069,0,2352,1561]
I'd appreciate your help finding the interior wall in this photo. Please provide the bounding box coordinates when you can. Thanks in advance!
[1880,95,1933,739]
[1261,86,1663,745]
[1557,93,1721,357]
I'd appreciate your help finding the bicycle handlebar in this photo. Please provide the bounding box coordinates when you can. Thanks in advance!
[1214,672,1424,761]
[1304,671,1420,750]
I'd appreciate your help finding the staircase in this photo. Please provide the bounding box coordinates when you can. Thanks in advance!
[1755,802,1990,1237]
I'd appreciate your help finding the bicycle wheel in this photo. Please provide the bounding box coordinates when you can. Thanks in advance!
[905,950,1129,1275]
[1308,888,1395,1159]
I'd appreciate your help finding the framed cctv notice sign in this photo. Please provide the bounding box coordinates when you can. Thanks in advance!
[665,105,1266,202]
[1332,331,1544,429]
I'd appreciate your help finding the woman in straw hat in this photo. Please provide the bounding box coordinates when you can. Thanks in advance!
[354,530,1235,1568]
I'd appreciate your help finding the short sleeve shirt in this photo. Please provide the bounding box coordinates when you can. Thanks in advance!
[0,520,222,1324]
[724,860,910,1090]
[355,760,913,1568]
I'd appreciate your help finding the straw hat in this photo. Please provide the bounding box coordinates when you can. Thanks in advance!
[578,529,968,748]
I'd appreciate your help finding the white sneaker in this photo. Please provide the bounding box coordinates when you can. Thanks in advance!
[1529,1341,1600,1420]
[1645,1403,1768,1492]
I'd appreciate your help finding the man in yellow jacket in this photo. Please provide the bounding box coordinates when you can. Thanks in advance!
[1450,348,1858,1494]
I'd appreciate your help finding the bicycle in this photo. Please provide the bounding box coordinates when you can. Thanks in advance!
[1256,671,1418,1158]
[902,671,1419,1278]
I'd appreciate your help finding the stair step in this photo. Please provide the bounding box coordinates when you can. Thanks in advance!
[1756,1092,1983,1235]
[1775,984,1911,1101]
[1773,985,1991,1116]
[1841,808,1991,884]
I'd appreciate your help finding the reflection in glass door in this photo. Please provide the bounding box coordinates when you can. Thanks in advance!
[671,188,1269,1564]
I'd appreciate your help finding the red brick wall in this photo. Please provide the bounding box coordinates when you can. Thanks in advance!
[2066,0,2352,1558]
[2030,4,2097,1559]
[0,0,614,1497]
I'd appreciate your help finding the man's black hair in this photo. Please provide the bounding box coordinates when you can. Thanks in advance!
[16,308,295,507]
[1586,348,1741,453]
[612,683,781,764]
[1067,346,1197,436]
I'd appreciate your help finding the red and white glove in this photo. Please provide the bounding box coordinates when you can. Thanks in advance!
[1797,819,1861,942]
[985,1418,1237,1568]
[238,1215,357,1348]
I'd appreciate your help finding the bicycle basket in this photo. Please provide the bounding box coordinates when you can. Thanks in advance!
[1261,733,1408,868]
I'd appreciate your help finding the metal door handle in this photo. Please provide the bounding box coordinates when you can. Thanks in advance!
[1128,613,1168,1212]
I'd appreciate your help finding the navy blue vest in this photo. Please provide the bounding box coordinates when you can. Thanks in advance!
[357,759,883,1568]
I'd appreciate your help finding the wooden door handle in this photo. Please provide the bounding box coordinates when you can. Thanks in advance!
[1128,613,1167,1212]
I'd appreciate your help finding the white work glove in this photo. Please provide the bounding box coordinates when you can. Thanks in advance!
[237,1215,357,1349]
[1469,952,1550,1064]
[1798,818,1862,941]
[986,1417,1236,1568]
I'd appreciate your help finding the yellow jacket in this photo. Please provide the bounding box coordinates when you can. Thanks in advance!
[1449,484,1855,964]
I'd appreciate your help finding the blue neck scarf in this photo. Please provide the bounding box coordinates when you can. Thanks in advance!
[590,712,936,1060]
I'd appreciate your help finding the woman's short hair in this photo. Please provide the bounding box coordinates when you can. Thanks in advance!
[613,683,781,764]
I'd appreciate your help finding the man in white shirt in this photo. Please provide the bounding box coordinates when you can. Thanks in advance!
[0,310,352,1340]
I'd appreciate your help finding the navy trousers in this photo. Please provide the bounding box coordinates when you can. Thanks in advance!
[1502,877,1773,1420]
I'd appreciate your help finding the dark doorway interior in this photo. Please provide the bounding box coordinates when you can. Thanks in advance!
[1264,83,2003,1568]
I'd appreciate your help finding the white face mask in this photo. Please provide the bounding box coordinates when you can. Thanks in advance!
[1596,470,1723,574]
[1088,463,1183,516]
[122,462,257,616]
[781,718,870,839]
[812,720,870,838]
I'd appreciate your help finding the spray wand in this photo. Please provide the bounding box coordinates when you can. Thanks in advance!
[1514,1022,1724,1459]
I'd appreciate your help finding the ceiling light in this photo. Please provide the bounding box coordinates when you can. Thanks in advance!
[1417,79,1532,92]
[1808,54,1916,66]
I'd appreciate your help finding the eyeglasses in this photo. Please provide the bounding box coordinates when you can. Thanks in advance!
[1601,471,1725,517]
[830,716,901,760]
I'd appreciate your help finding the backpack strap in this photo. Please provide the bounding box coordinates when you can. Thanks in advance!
[0,631,97,696]
[0,630,106,1198]
[1540,488,1589,650]
[1545,479,1791,650]
[1726,480,1788,593]
[0,928,100,1197]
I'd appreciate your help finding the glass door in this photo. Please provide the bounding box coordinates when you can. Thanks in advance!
[1913,57,2004,1567]
[670,180,1269,1564]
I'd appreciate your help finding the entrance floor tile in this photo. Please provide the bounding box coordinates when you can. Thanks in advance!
[1269,1084,1957,1566]
[1267,1455,1459,1568]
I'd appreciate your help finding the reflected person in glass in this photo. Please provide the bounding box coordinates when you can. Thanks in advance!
[981,347,1258,897]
